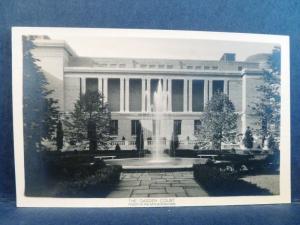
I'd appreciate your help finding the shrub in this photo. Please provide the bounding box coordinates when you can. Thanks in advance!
[268,134,278,151]
[56,165,122,196]
[115,144,121,151]
[243,126,254,149]
[193,144,199,150]
[45,154,106,180]
[193,162,239,186]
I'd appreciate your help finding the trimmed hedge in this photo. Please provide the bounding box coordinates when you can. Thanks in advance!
[42,150,150,160]
[56,165,122,196]
[193,161,239,186]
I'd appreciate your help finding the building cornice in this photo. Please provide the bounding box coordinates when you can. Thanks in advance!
[64,66,247,77]
[241,69,264,76]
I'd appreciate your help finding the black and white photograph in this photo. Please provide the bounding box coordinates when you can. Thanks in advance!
[12,28,290,207]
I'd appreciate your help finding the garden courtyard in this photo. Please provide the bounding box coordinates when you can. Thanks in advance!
[107,170,279,198]
[25,149,280,198]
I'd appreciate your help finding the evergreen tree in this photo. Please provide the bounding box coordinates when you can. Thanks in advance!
[267,134,278,151]
[87,119,97,151]
[198,92,238,150]
[56,120,64,151]
[251,47,281,146]
[135,121,144,152]
[23,36,59,194]
[243,126,254,149]
[170,133,179,157]
[66,91,112,151]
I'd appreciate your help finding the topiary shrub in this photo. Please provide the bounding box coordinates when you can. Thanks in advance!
[243,126,254,149]
[115,143,121,151]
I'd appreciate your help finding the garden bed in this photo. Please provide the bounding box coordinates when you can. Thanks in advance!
[193,162,273,196]
[25,152,123,197]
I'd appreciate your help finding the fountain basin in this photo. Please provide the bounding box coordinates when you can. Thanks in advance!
[104,157,205,171]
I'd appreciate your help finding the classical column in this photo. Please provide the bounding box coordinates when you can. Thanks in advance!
[163,78,167,92]
[168,79,172,112]
[147,78,151,112]
[120,78,124,112]
[163,78,167,111]
[188,79,193,112]
[209,80,213,100]
[204,80,208,107]
[125,77,130,112]
[184,79,188,112]
[98,77,103,94]
[141,78,146,112]
[103,77,108,103]
[224,80,228,95]
[81,77,86,94]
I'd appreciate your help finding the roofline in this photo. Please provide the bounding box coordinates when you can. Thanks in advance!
[64,66,252,77]
[33,40,77,57]
[69,56,260,65]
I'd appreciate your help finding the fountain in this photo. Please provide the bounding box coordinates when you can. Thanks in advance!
[104,79,202,170]
[151,79,170,162]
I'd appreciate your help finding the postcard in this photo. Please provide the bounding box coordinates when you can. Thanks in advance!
[12,27,290,207]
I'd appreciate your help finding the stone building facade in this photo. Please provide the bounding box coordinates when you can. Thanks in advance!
[31,38,268,149]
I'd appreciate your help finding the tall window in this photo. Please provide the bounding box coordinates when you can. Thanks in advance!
[194,120,201,135]
[86,78,98,94]
[174,120,182,135]
[129,79,142,112]
[172,80,184,112]
[131,120,139,136]
[192,80,204,112]
[110,120,118,136]
[107,79,120,112]
[212,80,224,95]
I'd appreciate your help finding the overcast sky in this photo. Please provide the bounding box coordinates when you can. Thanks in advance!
[49,35,277,61]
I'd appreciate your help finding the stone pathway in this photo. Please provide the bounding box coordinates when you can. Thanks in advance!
[106,171,208,198]
[241,174,280,195]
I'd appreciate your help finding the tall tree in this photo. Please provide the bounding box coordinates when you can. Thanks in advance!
[135,120,144,152]
[66,91,112,151]
[56,120,64,151]
[251,47,281,146]
[197,92,238,150]
[169,132,179,157]
[23,36,59,193]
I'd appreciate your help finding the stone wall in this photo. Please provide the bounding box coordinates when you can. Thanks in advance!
[242,73,263,132]
[228,79,243,112]
[31,41,72,111]
[64,77,80,112]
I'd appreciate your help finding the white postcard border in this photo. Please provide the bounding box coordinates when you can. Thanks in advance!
[12,27,291,207]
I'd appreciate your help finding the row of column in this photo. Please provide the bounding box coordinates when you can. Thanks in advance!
[81,77,229,113]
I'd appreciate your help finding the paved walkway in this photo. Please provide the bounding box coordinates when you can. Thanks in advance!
[106,171,208,198]
[242,174,279,195]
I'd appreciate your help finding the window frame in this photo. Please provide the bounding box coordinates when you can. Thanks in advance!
[174,120,182,135]
[110,120,118,136]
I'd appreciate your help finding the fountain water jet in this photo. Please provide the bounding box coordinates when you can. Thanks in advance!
[151,79,170,162]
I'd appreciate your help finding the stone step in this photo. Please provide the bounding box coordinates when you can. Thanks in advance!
[122,166,193,173]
